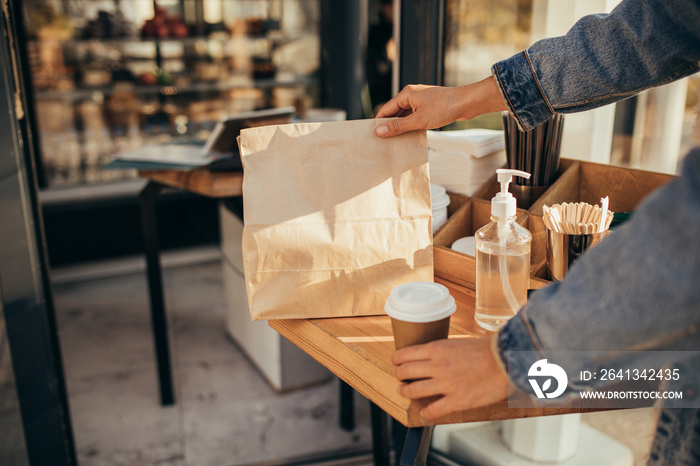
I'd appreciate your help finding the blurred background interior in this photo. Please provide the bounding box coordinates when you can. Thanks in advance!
[0,0,697,465]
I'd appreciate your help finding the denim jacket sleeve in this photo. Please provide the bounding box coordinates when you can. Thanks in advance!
[498,149,700,393]
[492,0,700,130]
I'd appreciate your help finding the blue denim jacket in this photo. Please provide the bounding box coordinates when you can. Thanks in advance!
[491,0,700,463]
[492,0,700,131]
[498,150,700,368]
[498,152,700,463]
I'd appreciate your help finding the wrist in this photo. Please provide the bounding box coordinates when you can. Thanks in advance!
[458,76,508,121]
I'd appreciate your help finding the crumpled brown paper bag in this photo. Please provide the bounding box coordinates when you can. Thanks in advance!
[239,118,433,320]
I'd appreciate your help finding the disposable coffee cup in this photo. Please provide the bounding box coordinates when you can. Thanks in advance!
[385,282,456,350]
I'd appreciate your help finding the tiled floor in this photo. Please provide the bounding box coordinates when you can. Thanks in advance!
[53,257,373,466]
[52,252,659,466]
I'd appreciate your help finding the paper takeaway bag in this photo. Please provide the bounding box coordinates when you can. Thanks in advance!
[239,118,434,320]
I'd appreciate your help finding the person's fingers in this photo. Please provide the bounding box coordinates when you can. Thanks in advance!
[419,396,453,419]
[397,378,443,400]
[376,85,420,117]
[394,360,434,381]
[375,113,422,137]
[391,343,433,366]
[375,96,408,119]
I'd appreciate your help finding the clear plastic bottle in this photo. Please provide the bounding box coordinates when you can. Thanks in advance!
[475,169,532,331]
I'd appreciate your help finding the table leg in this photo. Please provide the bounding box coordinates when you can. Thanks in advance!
[399,426,435,466]
[370,402,391,466]
[339,379,355,431]
[140,181,175,406]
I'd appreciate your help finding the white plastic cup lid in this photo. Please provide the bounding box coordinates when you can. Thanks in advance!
[431,184,451,210]
[385,282,456,323]
[451,236,476,257]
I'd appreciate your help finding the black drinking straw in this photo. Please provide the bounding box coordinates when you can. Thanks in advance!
[533,128,543,186]
[503,112,564,187]
[502,112,514,169]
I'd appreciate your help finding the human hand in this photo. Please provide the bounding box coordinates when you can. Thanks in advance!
[391,336,509,419]
[374,85,469,136]
[375,76,507,137]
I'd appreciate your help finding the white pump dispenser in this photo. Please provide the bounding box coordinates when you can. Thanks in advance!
[474,169,532,331]
[492,169,531,217]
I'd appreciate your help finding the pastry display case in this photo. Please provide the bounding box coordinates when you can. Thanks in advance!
[22,0,321,188]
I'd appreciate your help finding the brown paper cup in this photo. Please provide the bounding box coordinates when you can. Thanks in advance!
[391,316,451,350]
[385,282,456,350]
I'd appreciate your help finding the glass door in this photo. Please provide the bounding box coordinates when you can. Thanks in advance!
[1,1,76,462]
[0,286,31,466]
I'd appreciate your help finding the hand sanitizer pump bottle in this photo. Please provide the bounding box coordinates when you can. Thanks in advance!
[475,169,532,331]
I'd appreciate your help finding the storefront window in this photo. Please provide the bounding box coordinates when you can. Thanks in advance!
[611,76,699,174]
[442,0,698,174]
[22,0,321,188]
[443,0,533,129]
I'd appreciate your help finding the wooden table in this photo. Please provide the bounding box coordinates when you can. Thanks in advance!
[270,277,610,465]
[138,167,594,464]
[270,277,589,427]
[137,168,243,406]
[139,168,243,197]
[269,277,604,466]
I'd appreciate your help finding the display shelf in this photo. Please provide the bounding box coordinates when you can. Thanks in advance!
[39,178,146,205]
[27,33,303,48]
[34,75,318,101]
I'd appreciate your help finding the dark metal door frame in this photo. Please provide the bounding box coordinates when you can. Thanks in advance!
[320,0,365,120]
[0,2,77,464]
[396,0,446,89]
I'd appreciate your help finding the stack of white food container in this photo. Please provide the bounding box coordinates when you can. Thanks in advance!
[427,128,506,197]
[431,183,451,233]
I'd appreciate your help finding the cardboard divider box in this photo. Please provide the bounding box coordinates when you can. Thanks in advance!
[432,158,676,288]
[528,160,676,276]
[433,198,528,289]
[434,191,470,236]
